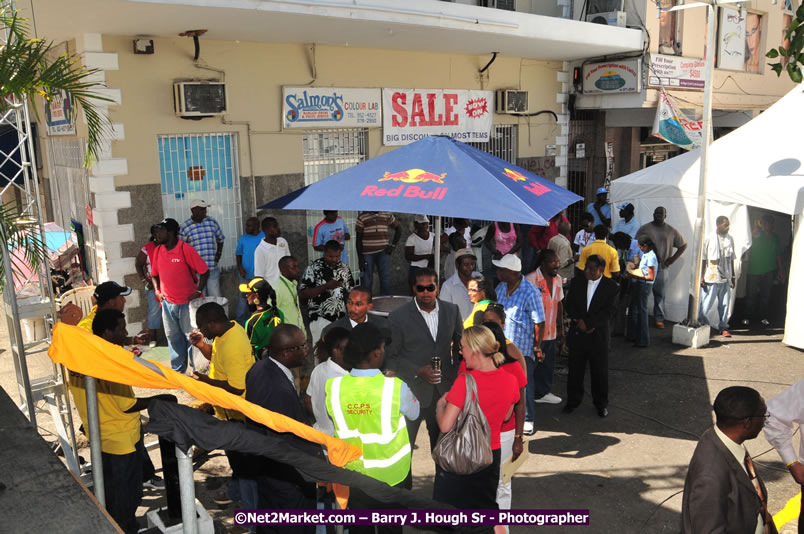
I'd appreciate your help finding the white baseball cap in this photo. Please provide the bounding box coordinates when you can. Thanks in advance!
[492,254,522,272]
[190,199,211,209]
[413,214,429,224]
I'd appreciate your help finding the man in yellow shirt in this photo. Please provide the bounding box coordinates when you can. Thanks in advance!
[76,281,150,345]
[577,225,621,279]
[189,302,256,512]
[68,309,173,534]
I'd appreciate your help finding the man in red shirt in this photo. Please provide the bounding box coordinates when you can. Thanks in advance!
[151,218,210,373]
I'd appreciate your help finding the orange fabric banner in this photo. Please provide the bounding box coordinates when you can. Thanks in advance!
[48,323,360,506]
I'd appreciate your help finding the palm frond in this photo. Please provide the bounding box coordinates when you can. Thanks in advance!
[0,1,112,165]
[0,201,47,293]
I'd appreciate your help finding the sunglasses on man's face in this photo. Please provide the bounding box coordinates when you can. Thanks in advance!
[415,284,437,293]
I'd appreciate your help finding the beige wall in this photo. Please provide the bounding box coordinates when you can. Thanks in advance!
[103,36,562,187]
[644,0,796,108]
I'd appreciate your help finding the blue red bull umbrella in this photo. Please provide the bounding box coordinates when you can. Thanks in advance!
[260,136,582,225]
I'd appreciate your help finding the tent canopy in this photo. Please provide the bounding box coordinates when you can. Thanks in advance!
[610,82,804,349]
[613,84,804,216]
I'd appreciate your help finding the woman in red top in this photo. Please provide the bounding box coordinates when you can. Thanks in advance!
[434,325,520,518]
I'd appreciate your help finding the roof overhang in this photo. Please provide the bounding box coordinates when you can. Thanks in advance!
[23,0,644,61]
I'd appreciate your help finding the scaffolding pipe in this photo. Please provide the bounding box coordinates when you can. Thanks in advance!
[176,445,198,534]
[84,375,105,506]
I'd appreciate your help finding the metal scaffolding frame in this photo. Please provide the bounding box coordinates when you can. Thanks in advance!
[0,8,79,473]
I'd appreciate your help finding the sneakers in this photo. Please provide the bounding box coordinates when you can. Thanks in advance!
[148,340,157,348]
[523,421,535,436]
[143,476,165,489]
[214,491,233,506]
[720,330,732,338]
[534,393,562,404]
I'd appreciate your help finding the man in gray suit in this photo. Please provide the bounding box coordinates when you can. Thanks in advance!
[387,268,463,452]
[682,386,776,534]
[322,286,389,337]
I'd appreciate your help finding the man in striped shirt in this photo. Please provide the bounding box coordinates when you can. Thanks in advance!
[356,211,400,296]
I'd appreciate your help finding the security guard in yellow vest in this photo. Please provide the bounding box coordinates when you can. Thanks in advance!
[325,323,419,533]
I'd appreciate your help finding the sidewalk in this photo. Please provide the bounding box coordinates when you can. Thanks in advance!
[1,313,802,533]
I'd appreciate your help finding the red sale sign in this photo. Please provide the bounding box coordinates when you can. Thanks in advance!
[382,89,494,146]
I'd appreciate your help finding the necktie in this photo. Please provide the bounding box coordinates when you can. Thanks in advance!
[744,452,772,533]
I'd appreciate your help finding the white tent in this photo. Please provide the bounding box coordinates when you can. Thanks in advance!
[610,83,804,349]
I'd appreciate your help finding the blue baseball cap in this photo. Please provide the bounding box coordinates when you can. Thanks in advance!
[596,187,608,195]
[618,202,633,211]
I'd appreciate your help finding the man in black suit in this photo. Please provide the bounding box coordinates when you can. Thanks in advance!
[386,268,463,451]
[322,285,390,337]
[682,386,776,534]
[563,254,619,418]
[245,324,321,533]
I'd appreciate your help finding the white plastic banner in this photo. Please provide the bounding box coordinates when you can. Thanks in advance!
[382,89,493,145]
[651,89,704,151]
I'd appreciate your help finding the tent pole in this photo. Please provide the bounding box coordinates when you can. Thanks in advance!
[434,216,442,280]
[85,376,105,506]
[176,445,198,534]
[689,3,716,327]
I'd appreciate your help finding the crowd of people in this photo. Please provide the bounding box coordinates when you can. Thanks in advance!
[57,191,793,534]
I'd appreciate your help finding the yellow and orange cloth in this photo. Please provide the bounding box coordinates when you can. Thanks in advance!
[48,323,362,507]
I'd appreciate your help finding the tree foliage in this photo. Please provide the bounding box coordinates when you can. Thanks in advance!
[767,3,804,83]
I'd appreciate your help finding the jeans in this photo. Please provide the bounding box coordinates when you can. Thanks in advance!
[145,289,163,330]
[533,340,557,399]
[162,301,193,373]
[524,356,536,423]
[700,281,731,331]
[747,272,774,320]
[652,268,667,322]
[235,274,250,324]
[628,280,652,346]
[362,251,391,296]
[205,266,221,297]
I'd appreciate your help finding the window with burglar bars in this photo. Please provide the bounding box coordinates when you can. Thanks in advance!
[303,130,368,271]
[157,133,242,270]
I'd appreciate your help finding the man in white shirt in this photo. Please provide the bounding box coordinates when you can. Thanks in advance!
[548,220,574,288]
[439,248,479,321]
[700,216,736,338]
[612,203,640,238]
[765,379,804,532]
[253,217,290,284]
[682,386,773,534]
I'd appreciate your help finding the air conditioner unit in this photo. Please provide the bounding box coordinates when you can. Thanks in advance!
[586,11,627,27]
[495,90,528,114]
[173,82,227,118]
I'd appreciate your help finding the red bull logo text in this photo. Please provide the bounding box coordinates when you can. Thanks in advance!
[363,169,448,200]
[503,168,527,182]
[379,169,446,184]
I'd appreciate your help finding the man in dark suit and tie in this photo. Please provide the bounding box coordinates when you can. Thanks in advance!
[563,254,619,418]
[322,286,390,337]
[386,268,463,451]
[245,324,321,533]
[682,386,776,534]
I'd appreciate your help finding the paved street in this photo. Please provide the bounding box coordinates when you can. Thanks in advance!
[1,313,802,533]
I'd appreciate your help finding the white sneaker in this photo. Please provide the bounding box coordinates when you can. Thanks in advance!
[535,393,562,404]
[523,421,535,436]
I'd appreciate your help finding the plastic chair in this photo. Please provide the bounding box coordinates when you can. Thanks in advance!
[58,286,96,316]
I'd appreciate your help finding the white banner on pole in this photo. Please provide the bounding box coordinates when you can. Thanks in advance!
[382,89,493,146]
[651,89,704,151]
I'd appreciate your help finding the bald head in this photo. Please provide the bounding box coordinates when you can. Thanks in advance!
[268,324,308,368]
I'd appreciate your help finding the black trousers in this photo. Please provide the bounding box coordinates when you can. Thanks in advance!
[406,400,440,452]
[566,328,609,410]
[102,439,145,534]
[348,471,412,534]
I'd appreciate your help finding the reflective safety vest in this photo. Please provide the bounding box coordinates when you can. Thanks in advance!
[325,373,411,486]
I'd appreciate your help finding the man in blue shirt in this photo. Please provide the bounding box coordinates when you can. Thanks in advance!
[612,202,640,238]
[313,210,350,264]
[235,216,265,323]
[179,199,225,297]
[494,254,545,435]
[586,187,611,228]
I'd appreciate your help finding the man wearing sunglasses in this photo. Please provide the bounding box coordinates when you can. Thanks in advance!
[682,386,775,534]
[387,268,463,453]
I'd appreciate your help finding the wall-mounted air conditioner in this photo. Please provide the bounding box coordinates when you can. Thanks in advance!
[586,11,627,26]
[173,82,227,118]
[495,90,528,114]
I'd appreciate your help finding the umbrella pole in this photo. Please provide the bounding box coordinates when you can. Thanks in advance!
[434,216,441,280]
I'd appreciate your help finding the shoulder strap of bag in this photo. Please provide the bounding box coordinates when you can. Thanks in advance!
[463,373,478,412]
